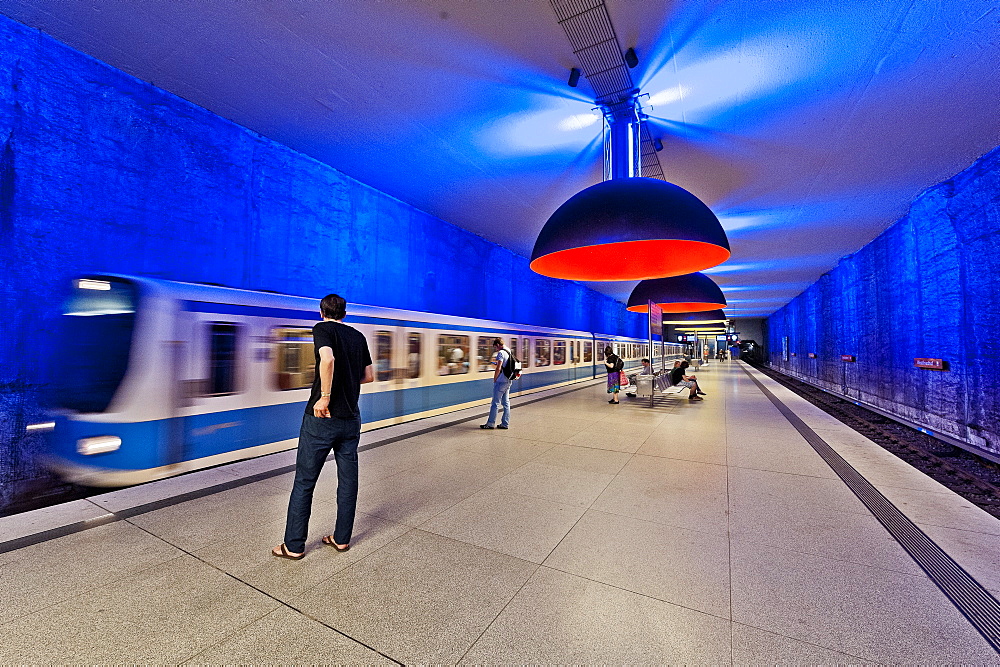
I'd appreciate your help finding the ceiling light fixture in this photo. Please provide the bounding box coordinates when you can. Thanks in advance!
[626,273,727,313]
[624,48,639,68]
[530,94,730,282]
[661,309,728,325]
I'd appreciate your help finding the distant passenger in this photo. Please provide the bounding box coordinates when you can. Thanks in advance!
[273,293,374,560]
[482,338,513,429]
[605,346,623,404]
[670,360,705,401]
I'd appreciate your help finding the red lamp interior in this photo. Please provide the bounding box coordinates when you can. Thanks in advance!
[627,301,727,313]
[530,240,731,282]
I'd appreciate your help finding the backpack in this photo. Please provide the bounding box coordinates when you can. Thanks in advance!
[612,355,624,372]
[502,349,522,380]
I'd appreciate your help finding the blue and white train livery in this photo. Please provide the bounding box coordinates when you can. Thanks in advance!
[49,275,674,486]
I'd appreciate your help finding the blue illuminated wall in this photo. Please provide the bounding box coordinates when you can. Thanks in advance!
[766,147,1000,458]
[0,15,643,507]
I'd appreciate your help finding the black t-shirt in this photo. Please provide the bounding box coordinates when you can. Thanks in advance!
[606,354,621,375]
[669,367,685,385]
[305,321,373,419]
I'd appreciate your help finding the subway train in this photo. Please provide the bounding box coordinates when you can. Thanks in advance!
[48,274,675,486]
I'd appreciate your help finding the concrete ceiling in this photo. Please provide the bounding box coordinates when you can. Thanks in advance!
[2,0,999,316]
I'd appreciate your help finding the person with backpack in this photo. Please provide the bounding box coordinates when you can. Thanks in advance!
[604,345,624,404]
[481,337,518,429]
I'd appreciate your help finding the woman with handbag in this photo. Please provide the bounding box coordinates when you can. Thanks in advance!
[604,345,623,404]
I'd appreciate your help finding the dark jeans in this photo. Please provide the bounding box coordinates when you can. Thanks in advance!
[283,413,361,553]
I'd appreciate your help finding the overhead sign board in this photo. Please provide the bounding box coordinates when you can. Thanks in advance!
[914,358,946,370]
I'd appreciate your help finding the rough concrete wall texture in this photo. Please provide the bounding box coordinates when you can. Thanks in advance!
[767,147,1000,457]
[0,16,644,507]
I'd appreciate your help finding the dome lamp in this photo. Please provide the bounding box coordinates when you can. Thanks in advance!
[626,273,727,313]
[662,309,728,325]
[530,178,731,281]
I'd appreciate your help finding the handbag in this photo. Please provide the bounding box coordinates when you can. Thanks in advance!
[619,370,629,387]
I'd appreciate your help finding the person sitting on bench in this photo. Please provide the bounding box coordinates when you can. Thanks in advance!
[669,360,706,401]
[624,358,654,398]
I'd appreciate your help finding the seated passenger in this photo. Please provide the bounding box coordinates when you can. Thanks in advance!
[669,360,706,401]
[639,358,653,375]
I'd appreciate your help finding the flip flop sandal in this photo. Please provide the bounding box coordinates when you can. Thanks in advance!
[322,535,350,552]
[272,543,304,560]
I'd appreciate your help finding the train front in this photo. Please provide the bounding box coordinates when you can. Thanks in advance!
[46,276,172,486]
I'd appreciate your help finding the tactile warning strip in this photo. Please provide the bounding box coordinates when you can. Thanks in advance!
[741,364,1000,653]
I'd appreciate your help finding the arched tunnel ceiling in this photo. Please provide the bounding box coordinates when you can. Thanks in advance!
[2,0,998,316]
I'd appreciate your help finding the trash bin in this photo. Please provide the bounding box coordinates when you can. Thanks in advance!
[636,376,654,398]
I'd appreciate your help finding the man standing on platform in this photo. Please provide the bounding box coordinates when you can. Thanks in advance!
[273,293,373,560]
[481,338,513,430]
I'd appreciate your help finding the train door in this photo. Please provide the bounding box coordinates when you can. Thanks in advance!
[397,329,425,420]
[509,336,522,395]
[177,312,255,464]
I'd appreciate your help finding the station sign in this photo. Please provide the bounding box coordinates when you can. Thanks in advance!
[648,302,662,338]
[914,358,946,370]
[841,355,856,362]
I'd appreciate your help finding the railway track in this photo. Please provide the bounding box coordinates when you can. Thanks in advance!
[750,363,1000,520]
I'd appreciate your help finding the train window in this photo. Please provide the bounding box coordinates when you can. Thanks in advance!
[438,335,470,375]
[584,341,593,362]
[569,341,575,364]
[60,277,138,413]
[535,339,551,367]
[597,342,605,362]
[510,337,518,358]
[477,337,494,372]
[577,341,582,362]
[407,333,421,378]
[274,327,314,390]
[207,323,240,395]
[522,338,531,367]
[375,331,393,381]
[553,341,566,365]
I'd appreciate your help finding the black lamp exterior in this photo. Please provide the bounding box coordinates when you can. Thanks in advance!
[626,273,728,312]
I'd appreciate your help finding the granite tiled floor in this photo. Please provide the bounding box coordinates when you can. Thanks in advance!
[2,363,998,663]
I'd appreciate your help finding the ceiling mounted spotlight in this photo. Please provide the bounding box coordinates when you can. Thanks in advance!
[626,273,727,313]
[653,138,663,152]
[624,47,639,68]
[568,67,581,88]
[530,178,731,281]
[662,309,727,325]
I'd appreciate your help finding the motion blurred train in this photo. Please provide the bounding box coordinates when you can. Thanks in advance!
[48,275,678,486]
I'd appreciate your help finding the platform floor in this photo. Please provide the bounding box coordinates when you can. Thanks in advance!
[1,362,999,663]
